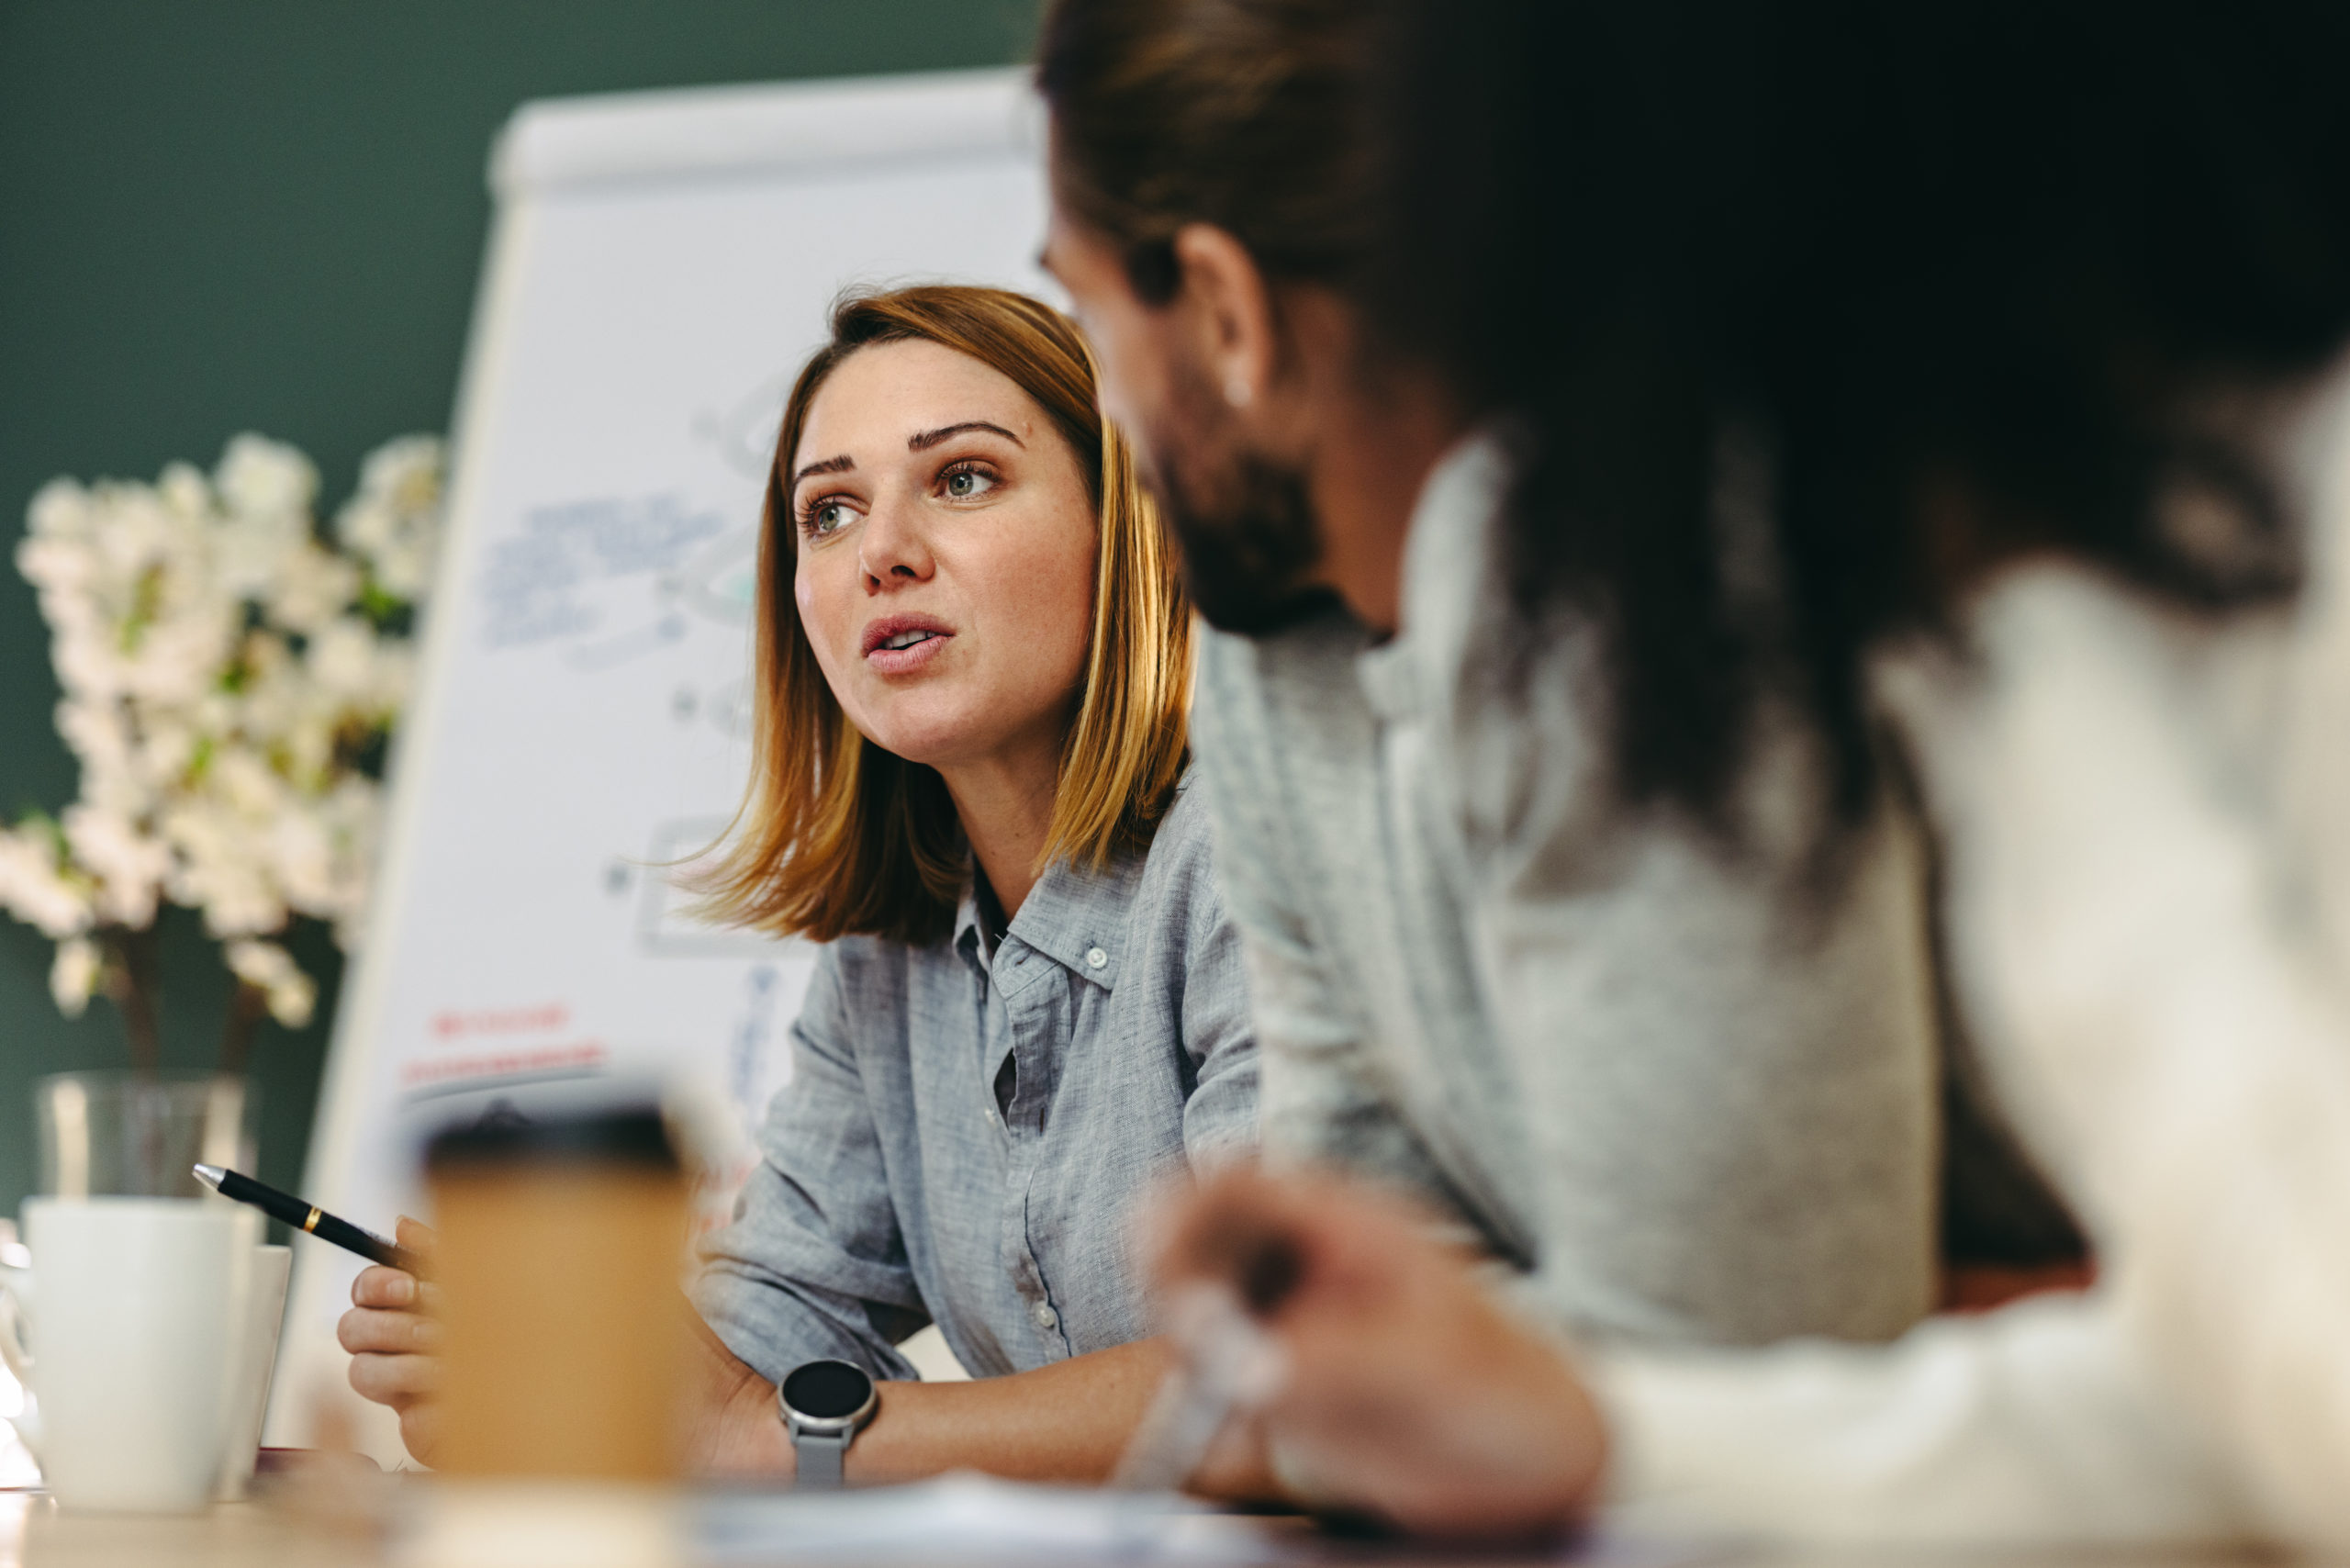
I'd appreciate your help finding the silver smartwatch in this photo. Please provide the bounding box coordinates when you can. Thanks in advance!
[778,1359,878,1487]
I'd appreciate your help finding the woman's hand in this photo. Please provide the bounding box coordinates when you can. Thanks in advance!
[337,1216,443,1463]
[1153,1167,1607,1539]
[682,1311,798,1480]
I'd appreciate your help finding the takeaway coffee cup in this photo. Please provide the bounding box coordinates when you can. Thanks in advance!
[404,1103,693,1568]
[425,1103,690,1479]
[0,1198,259,1511]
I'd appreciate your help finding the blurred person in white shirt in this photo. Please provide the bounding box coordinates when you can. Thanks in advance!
[1129,0,2350,1545]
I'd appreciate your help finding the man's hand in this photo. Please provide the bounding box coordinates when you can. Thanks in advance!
[1152,1167,1607,1538]
[338,1216,443,1463]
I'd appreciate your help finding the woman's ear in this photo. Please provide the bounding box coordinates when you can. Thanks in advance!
[1171,222,1279,416]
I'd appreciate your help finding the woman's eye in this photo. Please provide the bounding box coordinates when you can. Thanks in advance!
[804,500,854,536]
[941,466,998,501]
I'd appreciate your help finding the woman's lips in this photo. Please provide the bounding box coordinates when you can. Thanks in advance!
[865,628,952,674]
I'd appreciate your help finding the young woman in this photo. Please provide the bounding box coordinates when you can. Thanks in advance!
[339,286,1260,1484]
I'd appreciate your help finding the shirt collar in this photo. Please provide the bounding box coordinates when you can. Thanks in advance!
[952,879,990,969]
[1357,421,1522,723]
[948,833,1152,992]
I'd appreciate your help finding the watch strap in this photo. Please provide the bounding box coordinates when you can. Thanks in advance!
[792,1425,851,1488]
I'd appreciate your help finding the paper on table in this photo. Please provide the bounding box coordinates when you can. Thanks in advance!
[693,1472,1294,1564]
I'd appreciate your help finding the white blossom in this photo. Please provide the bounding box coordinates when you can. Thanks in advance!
[225,939,316,1029]
[263,543,361,637]
[120,599,238,706]
[215,434,317,521]
[156,461,209,520]
[54,698,132,777]
[62,804,171,928]
[217,746,289,817]
[25,476,93,543]
[132,719,196,796]
[336,434,445,600]
[213,437,317,601]
[265,807,337,914]
[175,863,285,941]
[0,829,94,939]
[88,483,174,577]
[306,617,381,703]
[17,532,95,599]
[7,431,442,1037]
[49,937,102,1020]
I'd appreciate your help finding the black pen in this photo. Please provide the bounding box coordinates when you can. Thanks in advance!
[193,1163,422,1274]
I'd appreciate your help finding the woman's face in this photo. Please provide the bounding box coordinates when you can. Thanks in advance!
[789,338,1099,774]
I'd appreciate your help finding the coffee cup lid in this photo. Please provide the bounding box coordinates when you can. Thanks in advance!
[425,1103,677,1172]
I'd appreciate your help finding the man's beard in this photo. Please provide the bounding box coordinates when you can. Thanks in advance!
[1138,368,1334,637]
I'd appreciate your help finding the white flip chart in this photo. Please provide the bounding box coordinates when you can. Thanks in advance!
[272,69,1050,1458]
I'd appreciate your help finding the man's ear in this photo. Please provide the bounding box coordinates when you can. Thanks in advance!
[1171,223,1278,416]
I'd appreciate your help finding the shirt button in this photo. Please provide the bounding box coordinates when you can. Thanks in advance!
[983,1107,998,1128]
[1032,1301,1058,1332]
[1084,946,1107,969]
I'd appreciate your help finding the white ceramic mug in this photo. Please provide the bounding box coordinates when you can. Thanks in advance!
[218,1243,291,1501]
[0,1198,259,1512]
[0,1238,291,1502]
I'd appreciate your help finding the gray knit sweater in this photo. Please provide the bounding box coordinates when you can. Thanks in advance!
[1186,431,1942,1347]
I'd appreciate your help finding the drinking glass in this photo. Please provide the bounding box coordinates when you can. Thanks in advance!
[34,1072,256,1198]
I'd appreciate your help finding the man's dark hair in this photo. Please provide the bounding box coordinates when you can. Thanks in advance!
[1036,0,1374,302]
[1375,0,2350,834]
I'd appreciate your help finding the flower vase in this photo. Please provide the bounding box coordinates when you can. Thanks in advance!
[33,1072,258,1199]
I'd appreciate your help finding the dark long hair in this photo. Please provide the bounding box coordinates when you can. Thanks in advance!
[1374,0,2350,833]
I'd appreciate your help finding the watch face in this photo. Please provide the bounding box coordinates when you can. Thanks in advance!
[783,1359,875,1421]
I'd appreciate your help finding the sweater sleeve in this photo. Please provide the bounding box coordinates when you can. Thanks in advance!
[1590,1292,2250,1544]
[1629,566,2350,1548]
[1901,573,2350,1544]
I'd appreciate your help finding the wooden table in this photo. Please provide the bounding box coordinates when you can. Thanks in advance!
[3,1495,353,1568]
[0,1490,2290,1568]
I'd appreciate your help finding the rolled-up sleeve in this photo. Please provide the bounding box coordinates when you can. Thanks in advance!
[693,948,924,1385]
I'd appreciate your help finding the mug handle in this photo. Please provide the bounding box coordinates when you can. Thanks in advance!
[0,1269,32,1386]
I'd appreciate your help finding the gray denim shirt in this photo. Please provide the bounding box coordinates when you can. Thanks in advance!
[1190,432,1942,1348]
[694,778,1258,1384]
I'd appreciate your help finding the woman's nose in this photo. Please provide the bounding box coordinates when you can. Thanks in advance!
[857,498,934,588]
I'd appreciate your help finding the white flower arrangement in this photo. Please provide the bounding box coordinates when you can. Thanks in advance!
[0,433,443,1071]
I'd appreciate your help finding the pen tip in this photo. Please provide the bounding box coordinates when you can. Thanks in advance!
[191,1163,224,1191]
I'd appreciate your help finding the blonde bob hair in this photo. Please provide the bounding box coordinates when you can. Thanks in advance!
[697,286,1193,947]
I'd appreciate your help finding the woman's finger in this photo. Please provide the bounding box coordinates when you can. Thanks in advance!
[398,1400,444,1465]
[338,1305,442,1355]
[394,1215,440,1257]
[352,1264,444,1316]
[346,1350,442,1409]
[352,1264,417,1309]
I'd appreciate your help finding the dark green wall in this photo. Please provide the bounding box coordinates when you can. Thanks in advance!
[0,0,1041,1219]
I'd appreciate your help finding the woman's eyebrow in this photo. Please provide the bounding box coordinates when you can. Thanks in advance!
[908,420,1024,452]
[789,454,854,491]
